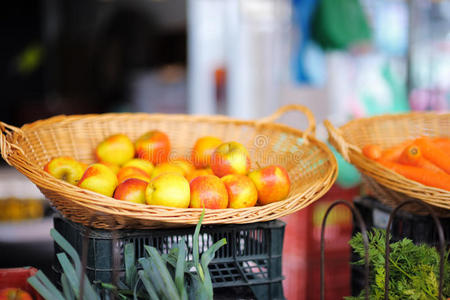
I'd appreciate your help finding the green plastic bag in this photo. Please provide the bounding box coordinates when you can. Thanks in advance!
[311,0,371,50]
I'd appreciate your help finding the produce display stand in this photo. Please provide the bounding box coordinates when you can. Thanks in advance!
[354,196,450,247]
[0,267,44,300]
[323,114,448,299]
[0,105,339,299]
[319,197,447,300]
[351,196,449,296]
[52,213,285,300]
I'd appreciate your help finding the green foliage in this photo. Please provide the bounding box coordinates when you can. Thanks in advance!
[28,210,226,300]
[127,209,227,300]
[28,229,101,300]
[346,228,450,300]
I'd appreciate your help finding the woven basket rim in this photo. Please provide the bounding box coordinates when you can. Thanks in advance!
[21,112,318,141]
[339,111,449,132]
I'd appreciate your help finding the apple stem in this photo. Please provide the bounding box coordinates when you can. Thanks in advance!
[256,161,262,169]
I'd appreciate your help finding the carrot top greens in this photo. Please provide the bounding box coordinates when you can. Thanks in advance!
[346,228,449,300]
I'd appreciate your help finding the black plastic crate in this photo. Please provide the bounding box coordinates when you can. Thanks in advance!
[52,214,285,300]
[351,196,450,296]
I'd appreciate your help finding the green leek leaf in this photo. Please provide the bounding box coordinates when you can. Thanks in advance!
[138,270,160,300]
[175,239,188,300]
[146,246,180,300]
[27,276,64,300]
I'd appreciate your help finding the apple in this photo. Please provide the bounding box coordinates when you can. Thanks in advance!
[100,161,120,175]
[0,288,32,300]
[210,141,251,177]
[123,158,154,177]
[191,136,223,168]
[189,175,228,209]
[113,178,148,204]
[135,130,171,165]
[248,165,291,205]
[78,163,118,197]
[169,159,195,177]
[95,134,135,166]
[221,174,257,209]
[80,162,89,170]
[117,166,151,184]
[44,156,86,185]
[151,162,185,179]
[186,168,214,182]
[145,173,190,208]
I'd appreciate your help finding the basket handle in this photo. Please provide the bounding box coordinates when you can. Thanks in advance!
[257,104,316,138]
[323,119,357,162]
[0,121,25,165]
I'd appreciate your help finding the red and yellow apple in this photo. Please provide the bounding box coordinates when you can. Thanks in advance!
[95,134,135,166]
[191,136,223,168]
[248,165,291,205]
[151,162,185,179]
[80,162,89,170]
[221,174,257,208]
[44,156,86,185]
[186,168,214,182]
[123,158,154,177]
[100,161,120,175]
[113,178,148,204]
[169,158,195,177]
[135,130,171,165]
[0,288,33,300]
[211,141,251,177]
[145,173,190,208]
[117,166,151,184]
[189,175,228,209]
[78,163,118,197]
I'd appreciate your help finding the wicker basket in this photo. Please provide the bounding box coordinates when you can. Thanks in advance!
[0,105,337,229]
[324,112,450,216]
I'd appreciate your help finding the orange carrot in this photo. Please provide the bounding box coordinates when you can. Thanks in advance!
[414,137,450,174]
[379,159,450,191]
[362,144,382,160]
[398,144,444,173]
[432,137,450,154]
[379,140,413,162]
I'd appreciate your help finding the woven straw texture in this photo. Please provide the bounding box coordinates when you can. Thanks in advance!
[0,105,337,229]
[324,112,450,216]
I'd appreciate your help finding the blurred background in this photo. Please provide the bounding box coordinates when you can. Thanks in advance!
[3,0,450,128]
[1,0,449,299]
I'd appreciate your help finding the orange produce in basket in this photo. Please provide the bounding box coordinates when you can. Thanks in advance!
[379,140,412,162]
[378,159,450,191]
[0,288,33,300]
[433,137,450,154]
[398,145,444,173]
[414,137,450,174]
[362,144,382,160]
[362,137,450,191]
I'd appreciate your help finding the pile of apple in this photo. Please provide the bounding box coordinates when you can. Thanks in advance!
[43,131,291,209]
